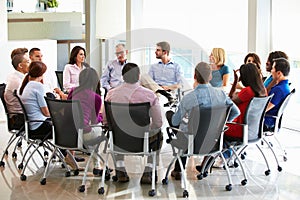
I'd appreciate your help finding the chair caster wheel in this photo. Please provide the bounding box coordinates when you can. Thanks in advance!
[78,185,85,192]
[203,171,208,177]
[197,173,203,180]
[0,161,5,167]
[18,163,23,170]
[241,179,247,186]
[162,178,168,185]
[112,175,118,182]
[234,162,239,168]
[225,184,232,191]
[265,170,270,176]
[183,190,189,198]
[20,174,27,181]
[44,151,49,157]
[278,166,282,172]
[40,178,46,185]
[17,142,22,148]
[98,187,105,195]
[105,174,111,181]
[74,169,79,176]
[65,171,71,177]
[12,152,17,159]
[148,189,155,197]
[283,156,287,162]
[241,154,245,160]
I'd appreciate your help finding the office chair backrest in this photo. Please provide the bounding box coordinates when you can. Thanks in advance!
[45,97,84,149]
[104,101,151,153]
[190,104,232,154]
[244,95,273,142]
[55,71,63,91]
[13,90,29,122]
[0,83,8,113]
[0,83,12,131]
[275,88,295,130]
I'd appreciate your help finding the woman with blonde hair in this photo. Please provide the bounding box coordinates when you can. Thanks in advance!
[209,48,230,92]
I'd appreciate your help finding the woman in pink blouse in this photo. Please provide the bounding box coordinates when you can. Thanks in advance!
[63,46,90,93]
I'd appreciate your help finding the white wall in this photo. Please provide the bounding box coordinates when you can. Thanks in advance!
[0,0,7,41]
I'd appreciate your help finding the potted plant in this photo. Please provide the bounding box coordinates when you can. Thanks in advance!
[46,0,58,12]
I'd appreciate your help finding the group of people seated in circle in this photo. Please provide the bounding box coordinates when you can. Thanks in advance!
[3,40,291,184]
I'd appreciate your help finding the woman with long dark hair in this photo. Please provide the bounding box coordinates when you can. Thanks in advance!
[67,67,104,175]
[226,63,266,139]
[63,46,90,93]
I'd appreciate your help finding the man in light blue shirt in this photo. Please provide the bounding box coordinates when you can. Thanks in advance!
[141,41,183,104]
[100,43,127,91]
[166,61,240,180]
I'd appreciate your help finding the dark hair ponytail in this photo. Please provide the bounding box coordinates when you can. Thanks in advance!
[19,74,30,95]
[19,61,47,95]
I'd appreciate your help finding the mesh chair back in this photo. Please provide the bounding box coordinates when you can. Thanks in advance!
[45,98,84,148]
[104,101,150,153]
[0,84,17,131]
[55,71,63,91]
[0,83,8,113]
[190,104,232,154]
[244,95,273,142]
[275,88,295,130]
[13,90,29,122]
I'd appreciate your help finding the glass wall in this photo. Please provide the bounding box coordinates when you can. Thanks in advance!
[141,0,248,85]
[272,0,300,103]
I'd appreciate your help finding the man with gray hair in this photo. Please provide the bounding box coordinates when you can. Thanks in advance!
[100,43,128,91]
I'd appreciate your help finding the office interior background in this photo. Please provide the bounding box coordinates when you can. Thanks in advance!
[0,0,299,199]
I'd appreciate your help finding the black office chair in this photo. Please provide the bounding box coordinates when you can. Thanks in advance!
[101,101,158,196]
[0,83,24,167]
[45,97,109,188]
[13,90,54,181]
[225,95,274,178]
[55,71,63,91]
[264,88,296,162]
[163,104,233,197]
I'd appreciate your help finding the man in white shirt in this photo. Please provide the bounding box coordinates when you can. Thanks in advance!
[4,50,30,129]
[29,48,66,99]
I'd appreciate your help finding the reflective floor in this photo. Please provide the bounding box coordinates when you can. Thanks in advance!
[0,101,300,200]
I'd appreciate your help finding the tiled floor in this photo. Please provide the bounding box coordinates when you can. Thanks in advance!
[0,100,299,200]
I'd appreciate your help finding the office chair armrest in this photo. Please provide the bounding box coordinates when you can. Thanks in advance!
[265,114,279,119]
[226,121,246,126]
[223,125,229,132]
[225,122,248,144]
[166,126,193,143]
[6,111,24,115]
[27,119,53,126]
[166,126,193,135]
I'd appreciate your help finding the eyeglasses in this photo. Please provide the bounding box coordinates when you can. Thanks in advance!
[115,51,125,55]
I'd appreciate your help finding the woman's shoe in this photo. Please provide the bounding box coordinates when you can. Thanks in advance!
[64,156,84,171]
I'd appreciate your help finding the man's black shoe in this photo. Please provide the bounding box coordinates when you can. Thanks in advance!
[156,90,175,102]
[75,156,85,162]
